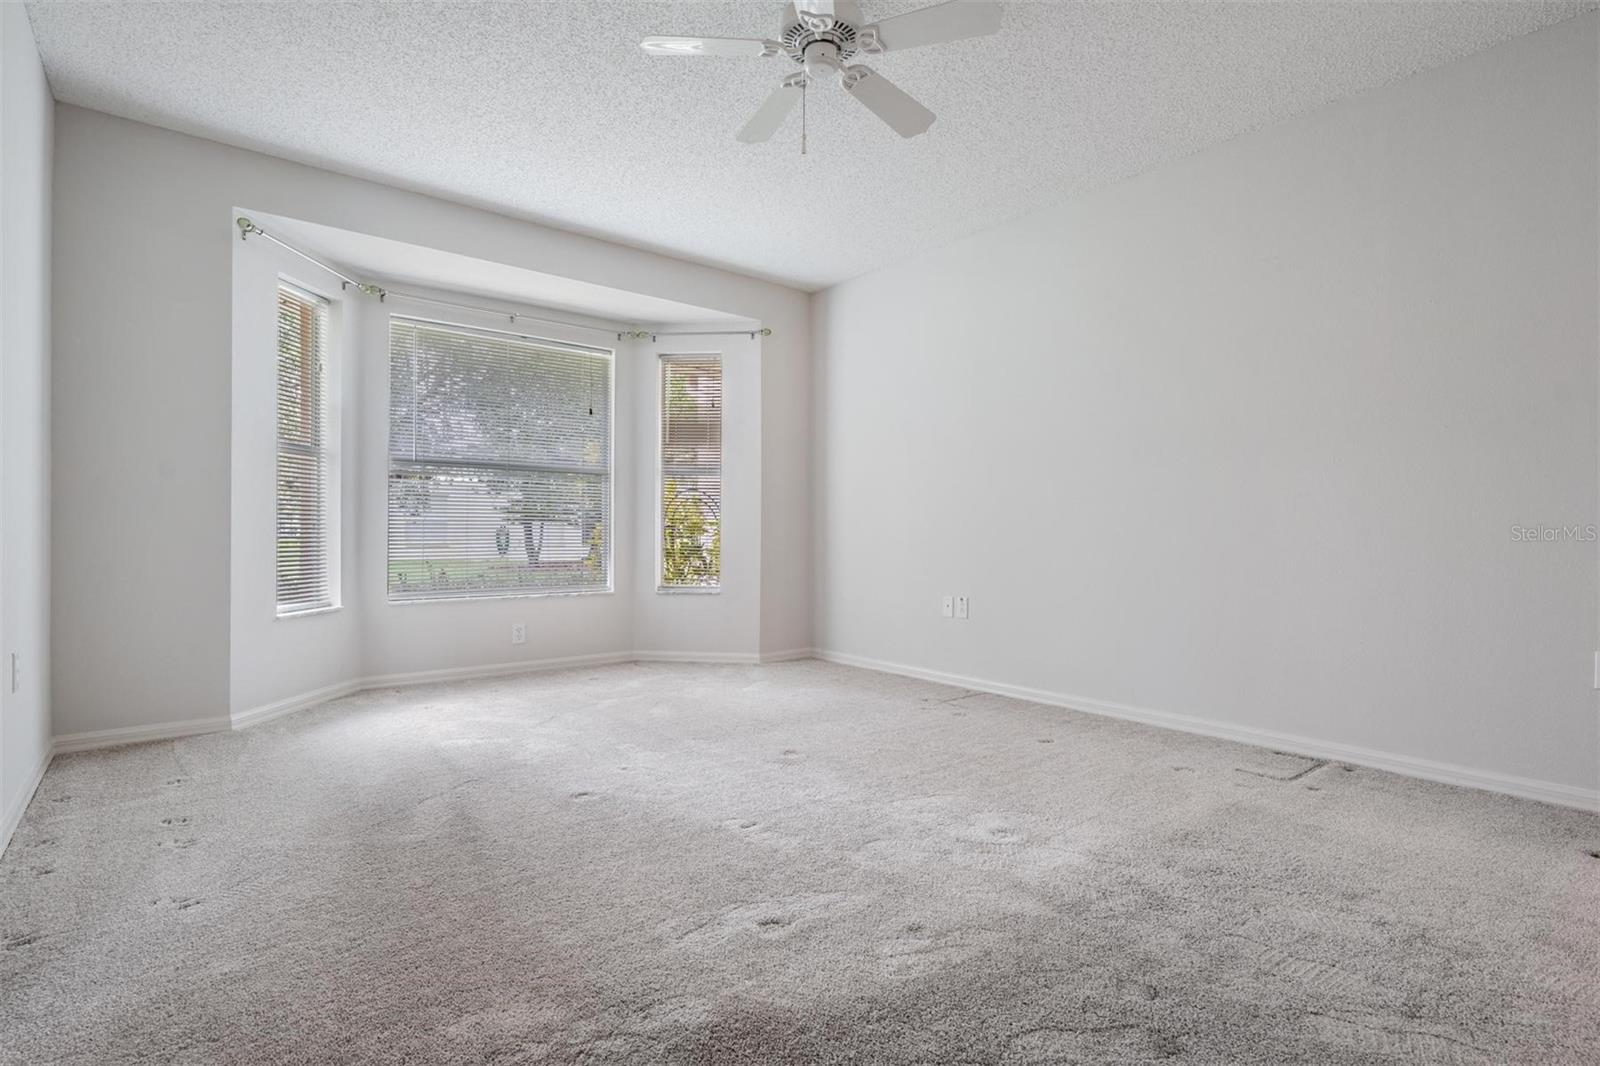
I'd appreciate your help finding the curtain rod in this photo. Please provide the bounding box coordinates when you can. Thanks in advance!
[235,216,772,343]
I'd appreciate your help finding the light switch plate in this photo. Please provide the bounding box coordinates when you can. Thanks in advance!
[955,596,969,620]
[941,595,954,618]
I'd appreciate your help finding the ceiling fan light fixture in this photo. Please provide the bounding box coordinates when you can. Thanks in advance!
[802,41,843,79]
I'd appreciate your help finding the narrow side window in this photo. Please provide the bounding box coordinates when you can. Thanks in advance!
[275,282,333,615]
[659,356,722,590]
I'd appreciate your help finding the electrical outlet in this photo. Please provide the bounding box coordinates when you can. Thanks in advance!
[511,623,527,646]
[955,596,969,620]
[941,595,954,618]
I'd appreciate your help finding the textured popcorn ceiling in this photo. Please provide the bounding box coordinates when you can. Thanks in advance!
[26,1,1597,290]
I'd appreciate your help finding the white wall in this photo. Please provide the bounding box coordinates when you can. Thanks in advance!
[813,16,1600,800]
[761,317,811,658]
[230,252,771,708]
[632,332,762,658]
[1,4,54,850]
[53,105,810,738]
[229,236,362,718]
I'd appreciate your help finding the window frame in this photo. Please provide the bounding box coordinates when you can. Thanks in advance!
[274,278,339,619]
[385,312,617,605]
[656,352,723,595]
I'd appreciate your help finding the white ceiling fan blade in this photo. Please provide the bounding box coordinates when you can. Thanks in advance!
[865,1,1001,52]
[795,1,864,21]
[793,1,861,37]
[737,81,804,143]
[842,66,935,138]
[640,36,780,57]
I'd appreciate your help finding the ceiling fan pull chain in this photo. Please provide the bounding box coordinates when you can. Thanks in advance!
[801,78,808,156]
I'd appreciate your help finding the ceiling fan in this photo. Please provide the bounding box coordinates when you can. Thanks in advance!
[640,1,1002,143]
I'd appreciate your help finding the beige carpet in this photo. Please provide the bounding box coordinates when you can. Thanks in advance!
[1,660,1597,1065]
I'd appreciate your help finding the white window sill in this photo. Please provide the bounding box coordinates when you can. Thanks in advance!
[657,585,721,595]
[386,588,615,606]
[276,604,342,620]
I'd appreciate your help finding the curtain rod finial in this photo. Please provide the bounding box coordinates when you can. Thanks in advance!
[236,216,256,241]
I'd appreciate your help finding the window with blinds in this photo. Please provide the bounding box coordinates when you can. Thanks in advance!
[659,356,722,590]
[276,283,333,615]
[388,317,612,601]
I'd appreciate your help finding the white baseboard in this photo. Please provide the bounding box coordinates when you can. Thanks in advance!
[227,650,776,734]
[632,650,761,664]
[47,654,654,761]
[53,715,231,755]
[360,651,635,692]
[633,649,816,664]
[235,652,637,729]
[35,649,1595,820]
[1,740,55,859]
[814,648,1599,813]
[231,678,365,730]
[759,647,816,663]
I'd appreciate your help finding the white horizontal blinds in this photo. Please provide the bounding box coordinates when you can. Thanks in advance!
[660,356,722,588]
[276,283,333,614]
[388,317,612,601]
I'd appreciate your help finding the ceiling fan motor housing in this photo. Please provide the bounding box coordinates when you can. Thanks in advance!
[781,8,882,72]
